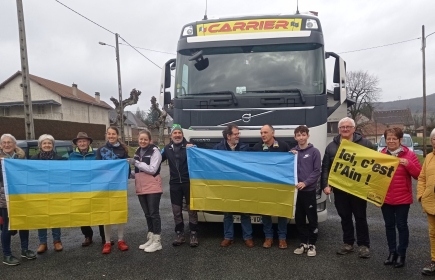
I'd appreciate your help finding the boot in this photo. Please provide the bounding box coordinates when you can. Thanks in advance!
[384,252,397,265]
[139,232,153,250]
[394,256,405,268]
[37,244,47,254]
[145,234,162,253]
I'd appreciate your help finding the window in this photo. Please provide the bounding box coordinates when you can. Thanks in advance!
[35,105,45,114]
[56,147,70,159]
[1,107,10,116]
[327,122,339,134]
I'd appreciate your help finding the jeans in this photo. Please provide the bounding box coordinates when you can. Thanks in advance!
[295,190,318,245]
[170,183,198,232]
[1,208,29,256]
[38,228,61,244]
[381,203,410,256]
[223,213,253,240]
[262,215,288,240]
[334,188,370,247]
[138,193,162,234]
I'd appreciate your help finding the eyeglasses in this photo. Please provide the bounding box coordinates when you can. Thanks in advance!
[339,126,354,130]
[386,138,399,142]
[1,141,14,145]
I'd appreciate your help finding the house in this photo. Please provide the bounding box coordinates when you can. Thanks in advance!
[359,122,389,143]
[109,110,135,141]
[0,71,112,127]
[416,126,424,137]
[373,109,414,131]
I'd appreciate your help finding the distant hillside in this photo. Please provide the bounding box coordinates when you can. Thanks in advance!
[374,93,435,114]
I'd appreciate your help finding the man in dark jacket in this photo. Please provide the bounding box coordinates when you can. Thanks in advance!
[161,124,198,247]
[321,117,373,258]
[291,125,321,257]
[252,124,290,249]
[214,124,254,248]
[69,132,106,247]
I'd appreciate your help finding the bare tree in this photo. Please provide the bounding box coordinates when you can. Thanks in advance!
[347,71,382,128]
[413,110,422,129]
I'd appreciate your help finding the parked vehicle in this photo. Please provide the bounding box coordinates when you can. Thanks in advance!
[376,133,417,153]
[16,140,73,159]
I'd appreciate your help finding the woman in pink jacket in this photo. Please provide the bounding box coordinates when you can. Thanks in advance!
[128,130,163,253]
[380,127,421,268]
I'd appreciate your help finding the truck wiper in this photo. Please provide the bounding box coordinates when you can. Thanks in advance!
[185,91,238,105]
[244,88,306,104]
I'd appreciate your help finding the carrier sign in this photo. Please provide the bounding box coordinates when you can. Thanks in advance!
[197,19,302,36]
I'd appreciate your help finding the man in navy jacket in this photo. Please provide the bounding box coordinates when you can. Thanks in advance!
[214,124,254,248]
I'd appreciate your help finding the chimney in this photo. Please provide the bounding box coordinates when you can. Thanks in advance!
[72,83,78,97]
[95,92,100,103]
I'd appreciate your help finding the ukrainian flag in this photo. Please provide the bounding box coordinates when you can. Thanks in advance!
[188,148,298,218]
[2,159,128,230]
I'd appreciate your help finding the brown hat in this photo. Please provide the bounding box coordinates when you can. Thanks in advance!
[72,132,93,145]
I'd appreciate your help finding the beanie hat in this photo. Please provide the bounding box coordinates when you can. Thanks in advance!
[171,124,183,134]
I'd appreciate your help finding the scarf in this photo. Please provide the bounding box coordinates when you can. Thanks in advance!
[106,141,121,149]
[39,150,55,160]
[387,146,403,157]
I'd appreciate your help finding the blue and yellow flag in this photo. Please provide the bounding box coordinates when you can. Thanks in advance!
[187,148,297,218]
[2,159,128,230]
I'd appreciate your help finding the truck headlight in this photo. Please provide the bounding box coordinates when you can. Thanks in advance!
[182,25,194,36]
[306,19,318,29]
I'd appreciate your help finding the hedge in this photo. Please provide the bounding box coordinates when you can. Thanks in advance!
[0,116,106,140]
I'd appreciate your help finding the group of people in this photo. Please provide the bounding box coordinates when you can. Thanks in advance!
[1,117,435,276]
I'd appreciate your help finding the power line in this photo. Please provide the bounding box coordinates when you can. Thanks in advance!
[118,43,176,55]
[337,37,421,54]
[54,0,115,35]
[55,0,170,71]
[117,35,162,69]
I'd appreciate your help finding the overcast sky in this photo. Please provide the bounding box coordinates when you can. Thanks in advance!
[1,0,434,112]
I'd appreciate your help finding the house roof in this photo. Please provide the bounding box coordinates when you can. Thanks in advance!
[0,71,112,109]
[373,109,413,126]
[109,110,135,126]
[360,122,404,137]
[125,111,147,128]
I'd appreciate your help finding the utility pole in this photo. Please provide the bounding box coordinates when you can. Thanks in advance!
[115,33,124,142]
[16,0,35,140]
[422,25,427,157]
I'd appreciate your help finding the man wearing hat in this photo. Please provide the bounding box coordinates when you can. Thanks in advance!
[69,132,106,246]
[161,124,199,247]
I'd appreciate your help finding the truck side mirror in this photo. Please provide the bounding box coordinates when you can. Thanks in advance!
[164,91,171,105]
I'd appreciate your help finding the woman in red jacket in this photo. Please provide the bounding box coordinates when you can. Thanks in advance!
[380,127,421,268]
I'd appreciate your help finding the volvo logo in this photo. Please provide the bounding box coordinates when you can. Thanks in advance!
[242,113,251,123]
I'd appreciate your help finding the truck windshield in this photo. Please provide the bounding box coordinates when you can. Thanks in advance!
[175,43,325,97]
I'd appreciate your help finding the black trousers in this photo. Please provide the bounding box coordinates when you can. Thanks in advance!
[334,188,370,247]
[170,183,198,233]
[81,225,105,240]
[295,190,318,245]
[138,193,162,234]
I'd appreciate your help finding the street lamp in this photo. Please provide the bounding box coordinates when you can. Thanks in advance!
[422,26,435,157]
[99,33,124,142]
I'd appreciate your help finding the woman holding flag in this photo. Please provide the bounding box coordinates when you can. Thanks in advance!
[31,134,66,254]
[380,127,421,268]
[96,126,130,254]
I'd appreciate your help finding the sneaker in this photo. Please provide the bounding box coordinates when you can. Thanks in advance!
[172,231,185,246]
[422,261,435,276]
[145,234,162,253]
[20,249,36,260]
[294,243,308,255]
[3,255,20,266]
[337,244,354,255]
[139,232,154,250]
[307,244,316,257]
[117,240,129,251]
[190,231,199,247]
[102,242,111,254]
[358,246,371,258]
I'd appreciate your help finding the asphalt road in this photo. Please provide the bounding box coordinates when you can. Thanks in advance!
[2,165,433,280]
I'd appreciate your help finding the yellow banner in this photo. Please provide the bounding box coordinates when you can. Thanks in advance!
[328,140,399,206]
[197,18,302,36]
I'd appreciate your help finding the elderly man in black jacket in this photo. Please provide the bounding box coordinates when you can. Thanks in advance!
[321,117,373,259]
[161,124,198,247]
[214,124,254,248]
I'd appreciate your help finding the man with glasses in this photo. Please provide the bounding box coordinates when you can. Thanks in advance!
[213,124,254,248]
[321,117,373,258]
